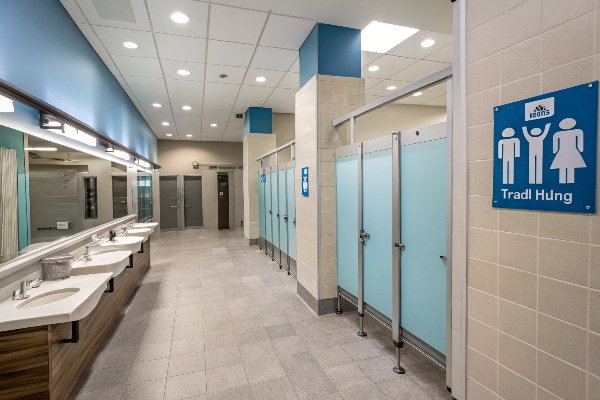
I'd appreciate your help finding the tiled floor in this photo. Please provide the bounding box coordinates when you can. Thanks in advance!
[71,229,451,400]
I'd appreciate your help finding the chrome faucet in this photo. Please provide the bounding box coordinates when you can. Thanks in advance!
[12,278,42,300]
[81,241,101,261]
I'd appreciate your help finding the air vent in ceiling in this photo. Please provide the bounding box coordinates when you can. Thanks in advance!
[92,0,136,23]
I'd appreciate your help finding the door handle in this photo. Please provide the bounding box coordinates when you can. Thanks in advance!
[283,215,288,222]
[394,243,405,249]
[293,217,296,224]
[359,230,370,245]
[440,256,447,261]
[276,212,280,217]
[269,210,272,215]
[185,204,191,208]
[171,205,179,208]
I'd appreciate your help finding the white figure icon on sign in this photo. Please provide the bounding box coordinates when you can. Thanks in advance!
[303,179,308,192]
[551,118,586,184]
[522,123,550,184]
[498,128,520,184]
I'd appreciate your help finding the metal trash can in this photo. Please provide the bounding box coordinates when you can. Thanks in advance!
[40,254,74,280]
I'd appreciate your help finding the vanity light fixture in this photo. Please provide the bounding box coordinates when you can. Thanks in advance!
[368,66,379,72]
[152,103,162,108]
[421,39,436,48]
[413,91,423,96]
[387,86,397,90]
[171,12,190,24]
[361,21,418,53]
[113,150,131,161]
[177,69,190,76]
[166,133,173,137]
[182,105,192,110]
[162,122,170,126]
[104,144,114,153]
[210,123,218,127]
[186,134,193,137]
[122,41,138,49]
[255,77,267,83]
[24,147,57,151]
[0,95,14,112]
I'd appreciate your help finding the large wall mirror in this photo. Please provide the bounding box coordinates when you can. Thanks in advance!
[0,124,154,265]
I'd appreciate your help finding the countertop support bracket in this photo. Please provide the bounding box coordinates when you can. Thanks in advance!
[62,321,80,343]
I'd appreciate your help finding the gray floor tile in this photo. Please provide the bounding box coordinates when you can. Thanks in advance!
[271,336,306,356]
[205,363,248,393]
[234,326,269,345]
[356,356,402,383]
[311,345,355,369]
[128,358,169,384]
[377,377,433,399]
[121,378,166,400]
[341,340,385,362]
[164,371,207,400]
[243,355,286,384]
[168,353,206,376]
[207,385,253,400]
[170,337,205,356]
[205,346,241,369]
[172,324,204,341]
[339,384,387,400]
[240,340,277,363]
[76,386,125,400]
[135,340,171,362]
[249,377,298,400]
[96,346,138,369]
[265,323,298,339]
[324,363,372,392]
[82,364,131,393]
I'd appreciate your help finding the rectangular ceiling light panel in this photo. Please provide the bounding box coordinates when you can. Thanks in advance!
[361,21,418,54]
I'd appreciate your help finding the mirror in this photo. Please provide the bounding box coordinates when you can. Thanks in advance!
[0,125,154,265]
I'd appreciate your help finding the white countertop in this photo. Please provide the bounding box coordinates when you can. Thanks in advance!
[71,250,132,278]
[0,273,112,332]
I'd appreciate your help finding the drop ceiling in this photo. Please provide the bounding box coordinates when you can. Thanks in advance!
[59,0,452,142]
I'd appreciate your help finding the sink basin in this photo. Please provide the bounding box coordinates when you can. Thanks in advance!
[89,246,119,255]
[132,222,157,234]
[17,288,80,309]
[98,236,144,254]
[71,250,132,278]
[122,228,151,241]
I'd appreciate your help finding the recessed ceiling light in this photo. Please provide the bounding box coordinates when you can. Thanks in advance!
[210,123,218,127]
[122,41,138,49]
[171,12,189,24]
[186,134,192,137]
[177,69,190,76]
[166,133,173,137]
[182,105,192,110]
[361,21,418,53]
[421,39,436,48]
[413,91,423,96]
[162,122,170,126]
[255,77,267,83]
[368,66,379,72]
[387,86,397,90]
[152,103,162,108]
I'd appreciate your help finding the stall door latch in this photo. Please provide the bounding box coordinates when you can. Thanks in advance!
[283,215,288,222]
[359,230,370,245]
[394,243,405,249]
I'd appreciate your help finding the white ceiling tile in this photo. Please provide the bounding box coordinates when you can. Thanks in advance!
[232,98,265,114]
[175,115,203,126]
[60,0,87,23]
[203,96,237,110]
[170,94,204,110]
[420,94,447,107]
[221,131,243,142]
[146,0,209,38]
[361,55,418,80]
[99,54,121,75]
[124,76,167,93]
[262,99,295,114]
[243,69,285,88]
[207,40,255,67]
[173,105,202,117]
[387,30,453,60]
[366,79,412,97]
[389,60,451,82]
[166,79,204,95]
[251,46,298,71]
[76,0,151,31]
[133,92,171,106]
[426,44,453,63]
[289,58,300,73]
[361,51,382,68]
[209,4,268,45]
[77,24,108,55]
[205,64,247,84]
[161,60,205,81]
[277,72,299,90]
[112,55,162,78]
[155,33,206,63]
[141,106,173,120]
[93,26,158,58]
[225,114,244,130]
[365,94,382,104]
[201,111,232,126]
[201,130,224,141]
[259,15,315,50]
[364,77,382,90]
[204,82,241,98]
[268,88,296,102]
[237,85,274,101]
[395,90,446,105]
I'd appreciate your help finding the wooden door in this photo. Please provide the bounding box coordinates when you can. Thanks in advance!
[218,174,229,229]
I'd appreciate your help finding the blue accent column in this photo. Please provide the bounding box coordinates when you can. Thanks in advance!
[299,24,362,88]
[244,107,273,135]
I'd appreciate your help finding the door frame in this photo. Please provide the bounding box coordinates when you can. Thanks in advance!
[160,174,205,231]
[158,174,182,232]
[182,174,204,229]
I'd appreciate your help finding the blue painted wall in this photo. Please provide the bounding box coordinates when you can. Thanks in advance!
[244,108,273,135]
[299,24,362,88]
[0,0,157,162]
[0,126,30,250]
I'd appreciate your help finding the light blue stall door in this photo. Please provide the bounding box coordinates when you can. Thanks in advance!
[270,171,279,249]
[336,155,359,298]
[400,138,447,355]
[287,167,297,261]
[259,173,266,241]
[362,149,393,319]
[278,169,288,257]
[265,171,272,244]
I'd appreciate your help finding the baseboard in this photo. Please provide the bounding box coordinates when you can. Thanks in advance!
[244,236,258,246]
[296,281,337,316]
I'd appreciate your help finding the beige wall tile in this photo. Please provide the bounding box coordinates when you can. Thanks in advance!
[467,124,494,161]
[591,289,600,334]
[468,287,499,328]
[591,215,600,245]
[589,332,600,377]
[467,87,500,127]
[542,13,594,70]
[468,258,499,295]
[500,74,541,104]
[588,374,600,400]
[468,196,498,230]
[468,160,493,196]
[591,246,600,290]
[468,53,501,95]
[468,17,503,63]
[468,228,498,263]
[499,232,537,273]
[499,299,537,345]
[542,0,594,30]
[468,0,502,30]
[501,0,542,49]
[539,277,588,328]
[499,209,538,236]
[498,365,536,400]
[539,213,590,243]
[502,0,527,12]
[538,238,589,286]
[537,388,561,400]
[468,317,499,360]
[498,332,536,381]
[541,56,594,93]
[467,347,498,392]
[499,266,537,309]
[466,377,497,400]
[537,350,587,400]
[501,36,542,84]
[538,313,588,369]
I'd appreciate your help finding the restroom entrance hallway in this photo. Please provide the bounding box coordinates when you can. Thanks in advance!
[70,229,450,399]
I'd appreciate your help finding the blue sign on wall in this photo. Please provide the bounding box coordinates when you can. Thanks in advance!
[493,82,598,213]
[301,167,309,197]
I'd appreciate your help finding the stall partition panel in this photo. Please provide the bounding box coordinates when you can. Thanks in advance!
[265,169,273,252]
[286,165,297,270]
[270,168,280,259]
[258,170,266,249]
[335,153,359,298]
[362,148,393,319]
[278,167,288,267]
[400,137,448,355]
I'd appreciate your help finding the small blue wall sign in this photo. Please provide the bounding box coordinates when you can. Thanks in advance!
[493,81,598,213]
[301,167,309,197]
[259,174,266,183]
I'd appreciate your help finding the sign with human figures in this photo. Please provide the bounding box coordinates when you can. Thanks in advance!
[493,82,598,213]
